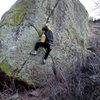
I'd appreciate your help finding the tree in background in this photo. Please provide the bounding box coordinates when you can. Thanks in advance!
[93,0,100,9]
[93,0,100,18]
[89,0,100,22]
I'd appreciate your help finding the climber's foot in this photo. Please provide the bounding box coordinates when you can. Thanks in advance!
[42,59,46,64]
[30,51,37,56]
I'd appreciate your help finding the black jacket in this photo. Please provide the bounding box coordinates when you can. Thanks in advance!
[44,30,54,45]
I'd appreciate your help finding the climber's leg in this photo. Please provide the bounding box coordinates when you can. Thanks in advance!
[43,43,52,64]
[30,42,44,55]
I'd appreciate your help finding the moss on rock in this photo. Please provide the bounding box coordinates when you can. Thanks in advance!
[0,59,12,76]
[2,0,33,26]
[2,10,25,26]
[0,34,2,38]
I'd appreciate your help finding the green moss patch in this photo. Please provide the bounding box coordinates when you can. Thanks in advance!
[0,59,12,76]
[11,11,25,25]
[0,0,33,26]
[1,0,28,25]
[2,10,25,25]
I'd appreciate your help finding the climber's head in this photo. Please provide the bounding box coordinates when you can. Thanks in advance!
[42,26,49,32]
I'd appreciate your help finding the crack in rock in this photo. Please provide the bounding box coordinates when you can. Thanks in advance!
[46,0,60,24]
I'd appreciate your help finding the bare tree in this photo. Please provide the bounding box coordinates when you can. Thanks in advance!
[92,0,100,9]
[92,0,100,19]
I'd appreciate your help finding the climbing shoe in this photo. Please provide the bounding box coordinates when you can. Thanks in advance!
[43,59,46,64]
[30,51,37,55]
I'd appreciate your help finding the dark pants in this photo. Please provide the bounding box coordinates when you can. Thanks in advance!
[35,42,52,60]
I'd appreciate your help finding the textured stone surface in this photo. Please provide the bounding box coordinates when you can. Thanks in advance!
[0,0,89,85]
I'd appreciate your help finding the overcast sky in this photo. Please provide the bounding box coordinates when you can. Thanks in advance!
[0,0,100,20]
[79,0,100,19]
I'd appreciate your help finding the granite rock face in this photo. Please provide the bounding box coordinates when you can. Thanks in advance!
[0,0,89,85]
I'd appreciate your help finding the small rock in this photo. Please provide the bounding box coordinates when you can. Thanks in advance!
[6,93,19,100]
[28,91,39,97]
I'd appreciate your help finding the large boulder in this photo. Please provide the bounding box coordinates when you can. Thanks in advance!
[0,0,90,85]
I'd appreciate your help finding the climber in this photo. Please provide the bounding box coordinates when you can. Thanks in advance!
[30,25,54,64]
